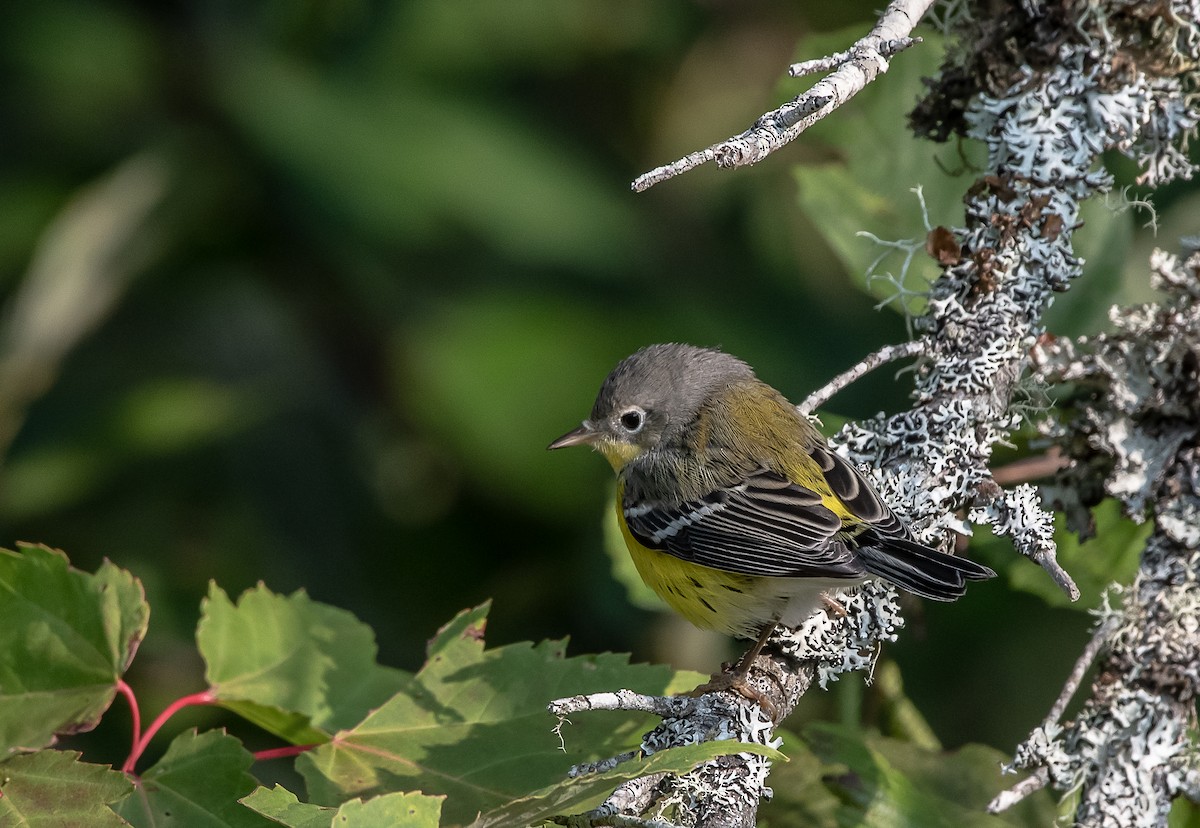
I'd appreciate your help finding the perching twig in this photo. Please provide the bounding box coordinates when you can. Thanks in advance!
[550,691,697,720]
[631,0,936,192]
[550,584,898,828]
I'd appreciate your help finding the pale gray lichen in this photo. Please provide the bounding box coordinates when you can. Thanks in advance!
[858,5,1200,821]
[1034,242,1200,532]
[773,580,904,687]
[1011,241,1200,825]
[636,694,782,828]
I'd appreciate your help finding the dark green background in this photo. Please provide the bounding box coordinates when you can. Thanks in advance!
[1,0,1193,773]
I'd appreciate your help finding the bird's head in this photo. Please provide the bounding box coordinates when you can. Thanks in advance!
[548,343,754,470]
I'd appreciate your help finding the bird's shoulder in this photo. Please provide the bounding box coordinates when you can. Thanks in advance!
[626,377,907,536]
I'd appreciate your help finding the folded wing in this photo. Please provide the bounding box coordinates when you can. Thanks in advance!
[623,467,994,599]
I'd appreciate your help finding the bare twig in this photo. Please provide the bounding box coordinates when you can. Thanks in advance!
[789,37,921,77]
[631,0,936,192]
[798,340,924,415]
[1044,614,1117,726]
[1026,545,1081,602]
[986,612,1119,815]
[991,449,1068,487]
[549,585,895,828]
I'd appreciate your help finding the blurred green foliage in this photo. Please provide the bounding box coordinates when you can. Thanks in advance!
[0,0,1195,782]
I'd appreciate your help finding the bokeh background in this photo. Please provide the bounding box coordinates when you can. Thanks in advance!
[2,0,1196,772]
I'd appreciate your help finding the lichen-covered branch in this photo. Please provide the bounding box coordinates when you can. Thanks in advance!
[993,243,1200,826]
[631,0,936,192]
[877,5,1200,820]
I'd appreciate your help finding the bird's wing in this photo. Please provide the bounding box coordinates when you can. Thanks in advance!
[804,441,908,537]
[622,468,866,579]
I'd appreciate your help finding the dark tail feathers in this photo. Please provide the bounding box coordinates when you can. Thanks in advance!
[856,534,995,601]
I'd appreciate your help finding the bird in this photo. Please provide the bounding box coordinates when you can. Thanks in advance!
[548,343,994,700]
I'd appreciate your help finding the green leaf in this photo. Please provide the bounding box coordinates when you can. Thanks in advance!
[337,792,444,828]
[788,723,1055,828]
[472,740,786,828]
[197,583,408,743]
[242,786,334,828]
[241,786,445,828]
[297,603,708,825]
[0,544,148,754]
[1170,796,1200,828]
[113,729,274,828]
[0,749,133,827]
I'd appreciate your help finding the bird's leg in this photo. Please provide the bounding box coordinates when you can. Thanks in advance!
[686,622,779,719]
[732,621,777,678]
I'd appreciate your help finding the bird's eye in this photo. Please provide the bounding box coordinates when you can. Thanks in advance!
[618,408,645,433]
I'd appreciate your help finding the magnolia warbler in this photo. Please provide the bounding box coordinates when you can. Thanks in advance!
[549,343,994,681]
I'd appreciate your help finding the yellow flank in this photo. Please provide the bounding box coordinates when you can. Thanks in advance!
[615,497,764,639]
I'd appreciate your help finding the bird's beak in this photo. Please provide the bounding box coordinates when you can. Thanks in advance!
[548,422,598,450]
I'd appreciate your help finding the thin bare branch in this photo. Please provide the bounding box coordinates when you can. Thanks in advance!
[550,691,696,719]
[1044,614,1117,726]
[789,36,921,77]
[1027,544,1081,602]
[798,340,924,415]
[992,449,1068,486]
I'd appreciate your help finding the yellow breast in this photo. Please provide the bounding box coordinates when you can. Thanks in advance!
[614,498,835,639]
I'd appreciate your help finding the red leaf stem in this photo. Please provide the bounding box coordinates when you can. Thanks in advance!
[122,689,217,774]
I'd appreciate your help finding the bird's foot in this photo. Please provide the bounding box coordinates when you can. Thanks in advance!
[686,668,779,722]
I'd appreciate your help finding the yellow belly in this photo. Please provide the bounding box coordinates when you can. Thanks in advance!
[615,499,840,639]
